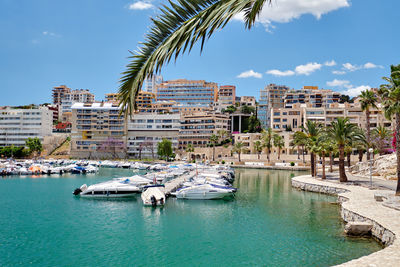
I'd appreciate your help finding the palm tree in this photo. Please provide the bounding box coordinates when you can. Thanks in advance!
[301,120,321,177]
[359,89,378,161]
[253,140,263,160]
[379,64,400,195]
[316,133,331,179]
[262,128,273,162]
[233,142,244,162]
[273,134,285,160]
[328,118,362,182]
[118,0,272,114]
[293,131,307,163]
[210,134,219,161]
[372,125,392,155]
[185,143,194,161]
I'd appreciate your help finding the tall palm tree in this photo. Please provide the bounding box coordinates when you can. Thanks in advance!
[253,140,263,160]
[210,134,219,161]
[316,133,331,179]
[233,142,244,162]
[262,128,273,162]
[273,134,285,160]
[359,89,378,161]
[293,131,307,163]
[372,125,392,155]
[301,120,321,177]
[379,64,400,195]
[118,0,272,114]
[328,118,362,182]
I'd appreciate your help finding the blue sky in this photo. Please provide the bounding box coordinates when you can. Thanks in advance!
[0,0,399,105]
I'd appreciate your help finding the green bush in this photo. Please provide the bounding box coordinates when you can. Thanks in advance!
[222,160,225,164]
[290,162,295,166]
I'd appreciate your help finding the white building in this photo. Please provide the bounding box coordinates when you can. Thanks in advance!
[127,113,180,159]
[0,107,53,146]
[144,75,163,94]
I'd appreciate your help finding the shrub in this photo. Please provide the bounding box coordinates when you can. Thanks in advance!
[222,160,225,164]
[290,162,295,166]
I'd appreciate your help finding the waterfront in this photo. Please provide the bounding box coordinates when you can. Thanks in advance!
[0,168,381,266]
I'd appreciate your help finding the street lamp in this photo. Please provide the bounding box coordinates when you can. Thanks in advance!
[369,148,374,189]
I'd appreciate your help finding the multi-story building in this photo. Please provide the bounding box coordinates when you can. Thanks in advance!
[127,113,180,158]
[144,75,163,94]
[52,85,71,105]
[70,102,126,158]
[284,86,341,108]
[0,106,53,147]
[71,89,95,103]
[240,96,256,107]
[178,111,229,149]
[105,93,120,104]
[218,85,236,108]
[136,91,155,110]
[156,79,218,107]
[258,84,290,129]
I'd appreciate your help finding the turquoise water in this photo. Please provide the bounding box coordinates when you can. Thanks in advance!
[0,168,381,266]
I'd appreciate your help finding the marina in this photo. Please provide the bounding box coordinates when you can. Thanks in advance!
[0,167,381,266]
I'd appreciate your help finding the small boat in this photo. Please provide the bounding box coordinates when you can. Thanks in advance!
[141,185,166,207]
[73,179,142,198]
[173,184,235,200]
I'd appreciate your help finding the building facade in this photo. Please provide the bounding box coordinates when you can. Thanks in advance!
[144,75,163,94]
[156,79,218,107]
[0,107,53,147]
[218,85,236,108]
[70,102,126,158]
[258,84,290,129]
[127,113,180,159]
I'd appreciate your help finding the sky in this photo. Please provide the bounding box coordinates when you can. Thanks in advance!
[0,0,399,105]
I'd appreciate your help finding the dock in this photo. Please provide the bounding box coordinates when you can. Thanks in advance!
[164,171,196,196]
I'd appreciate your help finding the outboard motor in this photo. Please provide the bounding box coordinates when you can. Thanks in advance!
[73,188,82,195]
[151,195,157,207]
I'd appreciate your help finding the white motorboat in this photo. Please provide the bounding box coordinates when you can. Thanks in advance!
[173,184,235,200]
[141,185,166,207]
[73,179,142,198]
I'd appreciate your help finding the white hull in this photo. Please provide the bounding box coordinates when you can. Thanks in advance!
[176,191,233,200]
[80,192,138,198]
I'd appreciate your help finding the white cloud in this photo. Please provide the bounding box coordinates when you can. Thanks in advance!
[128,1,153,10]
[237,70,262,79]
[332,70,346,75]
[324,60,336,67]
[341,85,371,97]
[233,0,350,31]
[295,62,322,75]
[343,62,358,72]
[42,31,60,37]
[266,69,295,77]
[327,79,350,87]
[364,62,383,69]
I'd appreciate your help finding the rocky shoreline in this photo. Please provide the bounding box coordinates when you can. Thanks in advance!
[292,175,400,266]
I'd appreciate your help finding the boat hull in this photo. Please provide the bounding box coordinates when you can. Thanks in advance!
[176,191,234,200]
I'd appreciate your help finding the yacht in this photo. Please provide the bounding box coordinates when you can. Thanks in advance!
[141,185,166,207]
[173,184,235,200]
[73,178,142,198]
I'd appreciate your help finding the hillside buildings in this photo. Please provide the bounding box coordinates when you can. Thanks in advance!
[258,84,290,129]
[144,75,163,93]
[0,107,53,147]
[218,85,236,108]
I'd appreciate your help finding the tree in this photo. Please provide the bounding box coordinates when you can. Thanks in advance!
[248,115,262,133]
[157,138,173,160]
[328,118,362,182]
[372,125,392,155]
[185,143,194,161]
[262,128,273,162]
[224,105,237,114]
[379,64,400,195]
[293,131,307,163]
[315,133,331,179]
[25,137,43,158]
[253,140,263,160]
[359,89,378,160]
[233,142,244,162]
[301,120,321,177]
[210,134,219,161]
[240,105,255,114]
[97,137,125,159]
[273,134,284,160]
[118,0,272,114]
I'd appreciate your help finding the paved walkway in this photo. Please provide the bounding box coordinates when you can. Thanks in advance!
[292,175,400,267]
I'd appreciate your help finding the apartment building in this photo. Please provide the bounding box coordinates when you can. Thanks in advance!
[240,96,256,107]
[127,113,180,159]
[233,133,262,154]
[70,102,126,158]
[178,111,229,149]
[144,74,163,94]
[136,91,155,110]
[258,84,290,129]
[52,85,71,105]
[156,79,218,107]
[218,85,236,108]
[284,86,341,108]
[105,93,120,103]
[0,107,53,147]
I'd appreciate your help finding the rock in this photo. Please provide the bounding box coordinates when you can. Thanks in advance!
[344,221,373,236]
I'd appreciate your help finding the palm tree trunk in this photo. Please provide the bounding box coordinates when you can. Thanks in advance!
[322,151,326,179]
[310,152,315,177]
[329,152,333,172]
[278,148,281,160]
[258,152,260,160]
[267,148,270,162]
[339,144,347,182]
[366,109,371,161]
[238,152,241,163]
[302,145,305,163]
[297,146,300,160]
[212,145,215,161]
[314,154,318,177]
[396,113,400,196]
[347,152,351,167]
[358,150,363,162]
